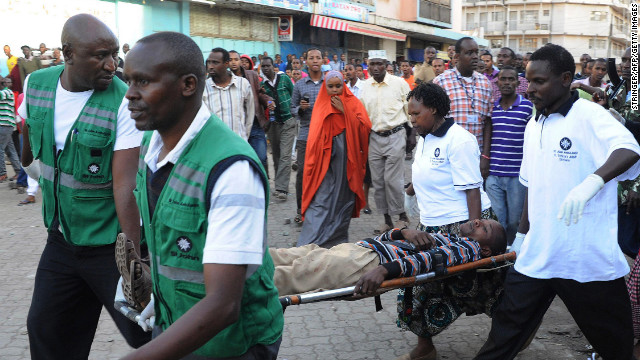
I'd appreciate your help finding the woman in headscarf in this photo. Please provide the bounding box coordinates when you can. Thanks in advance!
[296,70,372,247]
[240,54,254,71]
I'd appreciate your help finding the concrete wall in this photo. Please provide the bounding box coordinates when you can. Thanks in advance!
[375,0,417,22]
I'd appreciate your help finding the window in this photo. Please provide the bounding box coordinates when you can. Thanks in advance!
[480,12,488,28]
[490,39,503,49]
[588,39,606,49]
[521,10,538,23]
[543,10,550,16]
[519,38,537,51]
[466,12,476,29]
[590,11,607,21]
[491,11,504,21]
[541,38,549,45]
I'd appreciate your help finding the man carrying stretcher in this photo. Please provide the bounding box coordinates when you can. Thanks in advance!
[271,218,507,296]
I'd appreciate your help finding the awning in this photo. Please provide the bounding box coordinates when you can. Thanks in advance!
[311,14,406,42]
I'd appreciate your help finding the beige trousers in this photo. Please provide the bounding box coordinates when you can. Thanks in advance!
[270,244,380,296]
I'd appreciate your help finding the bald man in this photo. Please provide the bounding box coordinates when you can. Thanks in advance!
[21,14,150,358]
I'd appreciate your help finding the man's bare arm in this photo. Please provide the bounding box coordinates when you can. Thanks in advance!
[121,263,247,360]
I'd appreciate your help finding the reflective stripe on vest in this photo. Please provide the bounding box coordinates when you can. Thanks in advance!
[155,255,205,284]
[174,163,206,185]
[78,113,115,131]
[168,176,204,202]
[40,162,113,190]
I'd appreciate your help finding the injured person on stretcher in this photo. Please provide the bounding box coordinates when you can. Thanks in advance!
[270,219,507,297]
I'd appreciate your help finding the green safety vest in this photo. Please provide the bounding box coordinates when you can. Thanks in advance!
[25,66,127,246]
[135,116,283,358]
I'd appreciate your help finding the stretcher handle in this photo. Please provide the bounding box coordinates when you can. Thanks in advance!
[114,300,141,323]
[280,251,516,306]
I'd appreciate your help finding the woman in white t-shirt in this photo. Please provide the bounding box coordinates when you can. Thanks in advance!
[397,83,500,360]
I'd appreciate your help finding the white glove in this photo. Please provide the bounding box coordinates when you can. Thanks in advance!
[557,174,604,225]
[24,160,41,180]
[137,295,155,332]
[404,193,420,218]
[115,276,125,302]
[509,232,526,257]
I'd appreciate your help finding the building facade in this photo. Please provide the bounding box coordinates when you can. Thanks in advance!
[462,0,630,61]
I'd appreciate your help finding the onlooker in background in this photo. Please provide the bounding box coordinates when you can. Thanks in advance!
[17,46,42,86]
[340,53,347,70]
[291,48,324,224]
[480,51,499,82]
[514,53,524,74]
[476,57,486,74]
[297,70,371,247]
[485,66,533,244]
[491,47,529,103]
[574,53,592,80]
[275,53,287,72]
[203,48,255,141]
[51,48,64,66]
[355,64,366,80]
[115,53,125,81]
[4,45,18,73]
[446,45,456,69]
[261,56,295,202]
[521,52,532,77]
[434,37,493,157]
[291,58,308,78]
[0,78,20,182]
[399,59,416,90]
[122,43,129,57]
[291,69,302,83]
[330,54,341,71]
[414,47,436,85]
[360,54,412,233]
[571,57,608,95]
[38,43,52,67]
[345,64,363,99]
[229,50,274,174]
[386,63,395,75]
[432,58,445,77]
[241,54,255,71]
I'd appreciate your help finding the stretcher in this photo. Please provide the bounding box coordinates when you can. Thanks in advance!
[115,252,516,320]
[279,251,516,309]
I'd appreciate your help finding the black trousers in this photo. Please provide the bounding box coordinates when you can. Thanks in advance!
[27,229,151,360]
[295,139,307,210]
[474,268,633,360]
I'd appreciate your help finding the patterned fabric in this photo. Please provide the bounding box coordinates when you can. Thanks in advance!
[0,89,15,128]
[203,74,255,140]
[356,230,482,278]
[491,75,530,104]
[489,95,533,177]
[433,69,492,148]
[397,208,505,338]
[262,73,294,122]
[627,253,640,338]
[614,85,640,205]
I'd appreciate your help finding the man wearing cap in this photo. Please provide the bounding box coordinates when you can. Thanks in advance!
[17,45,42,85]
[360,51,412,233]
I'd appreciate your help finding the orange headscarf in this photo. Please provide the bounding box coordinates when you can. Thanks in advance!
[301,76,372,218]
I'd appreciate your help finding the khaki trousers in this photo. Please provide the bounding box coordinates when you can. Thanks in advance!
[368,128,406,215]
[270,244,379,296]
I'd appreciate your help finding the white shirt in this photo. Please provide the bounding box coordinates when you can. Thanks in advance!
[346,78,364,99]
[18,75,141,151]
[144,104,265,270]
[360,73,411,132]
[412,121,491,226]
[517,97,640,282]
[202,74,255,141]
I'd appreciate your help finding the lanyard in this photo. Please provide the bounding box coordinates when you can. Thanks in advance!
[455,72,477,110]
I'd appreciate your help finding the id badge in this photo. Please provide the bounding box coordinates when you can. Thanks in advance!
[467,114,479,124]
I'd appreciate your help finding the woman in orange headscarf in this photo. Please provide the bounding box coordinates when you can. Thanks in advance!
[297,70,372,247]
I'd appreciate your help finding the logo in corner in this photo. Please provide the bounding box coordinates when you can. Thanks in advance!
[559,137,572,151]
[434,148,440,157]
[88,163,100,174]
[176,236,192,252]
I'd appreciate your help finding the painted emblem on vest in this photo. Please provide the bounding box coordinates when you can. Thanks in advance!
[176,236,192,252]
[434,148,440,157]
[559,137,572,151]
[88,163,100,174]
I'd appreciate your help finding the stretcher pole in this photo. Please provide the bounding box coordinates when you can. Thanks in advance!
[280,252,516,307]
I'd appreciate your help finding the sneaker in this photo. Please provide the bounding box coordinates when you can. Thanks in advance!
[274,191,288,201]
[405,153,413,161]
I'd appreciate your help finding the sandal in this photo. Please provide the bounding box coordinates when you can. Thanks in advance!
[115,233,152,312]
[394,348,437,360]
[373,223,392,235]
[18,196,36,205]
[294,209,303,224]
[0,175,7,182]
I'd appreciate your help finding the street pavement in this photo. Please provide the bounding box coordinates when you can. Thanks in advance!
[0,153,598,359]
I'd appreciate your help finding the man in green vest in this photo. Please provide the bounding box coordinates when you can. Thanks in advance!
[19,14,150,358]
[120,32,283,359]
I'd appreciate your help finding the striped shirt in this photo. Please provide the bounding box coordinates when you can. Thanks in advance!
[0,89,16,128]
[203,74,255,141]
[434,69,492,148]
[489,94,533,177]
[356,228,482,278]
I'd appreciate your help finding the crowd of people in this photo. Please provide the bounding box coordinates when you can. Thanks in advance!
[4,12,640,360]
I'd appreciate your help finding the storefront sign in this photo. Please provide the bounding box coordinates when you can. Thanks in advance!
[317,0,369,23]
[237,0,311,12]
[278,15,293,41]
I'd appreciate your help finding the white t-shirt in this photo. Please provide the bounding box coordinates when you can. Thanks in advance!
[412,121,491,226]
[18,75,142,152]
[517,97,640,282]
[144,104,265,276]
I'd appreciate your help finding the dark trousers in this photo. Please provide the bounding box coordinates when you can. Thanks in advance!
[295,139,307,210]
[27,230,151,360]
[475,268,633,360]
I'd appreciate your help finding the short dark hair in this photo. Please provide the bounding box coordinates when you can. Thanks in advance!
[261,56,274,66]
[136,32,206,90]
[229,50,239,56]
[594,58,607,65]
[307,47,322,56]
[345,64,355,70]
[500,47,516,59]
[211,47,229,63]
[529,43,575,77]
[498,65,518,77]
[407,82,450,119]
[355,64,364,70]
[399,59,410,65]
[432,58,445,65]
[480,50,492,59]
[455,37,475,53]
[490,221,507,255]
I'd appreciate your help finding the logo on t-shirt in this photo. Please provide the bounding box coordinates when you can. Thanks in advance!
[176,236,192,252]
[434,148,440,157]
[431,147,445,167]
[88,163,100,174]
[553,137,578,163]
[559,137,572,150]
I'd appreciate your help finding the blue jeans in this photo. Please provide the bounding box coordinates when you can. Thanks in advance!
[248,125,267,170]
[485,175,526,244]
[17,133,27,186]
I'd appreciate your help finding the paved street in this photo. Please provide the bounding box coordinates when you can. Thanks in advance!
[0,154,597,359]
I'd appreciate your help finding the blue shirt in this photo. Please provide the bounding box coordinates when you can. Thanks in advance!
[290,75,324,141]
[489,94,533,176]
